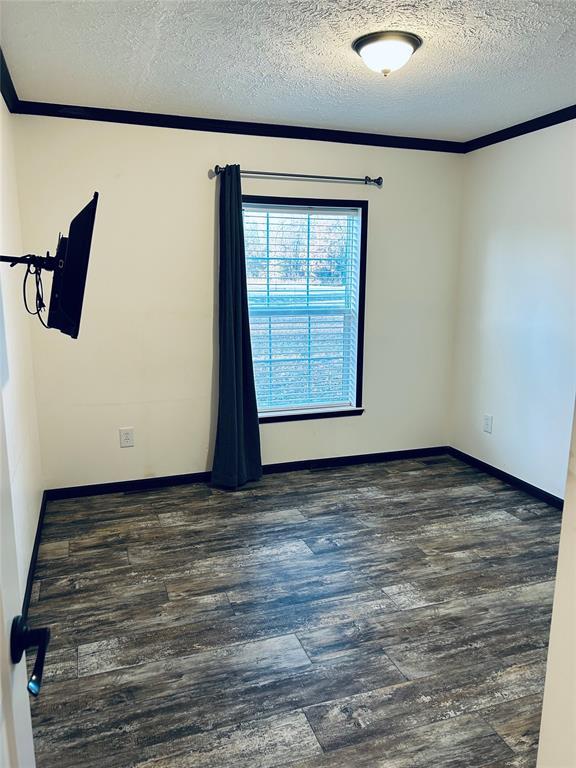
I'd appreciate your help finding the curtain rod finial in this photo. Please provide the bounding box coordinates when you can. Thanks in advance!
[375,176,383,187]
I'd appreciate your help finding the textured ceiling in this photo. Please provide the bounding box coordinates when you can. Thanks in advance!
[1,0,575,141]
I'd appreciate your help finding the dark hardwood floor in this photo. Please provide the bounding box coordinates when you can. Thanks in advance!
[27,454,561,768]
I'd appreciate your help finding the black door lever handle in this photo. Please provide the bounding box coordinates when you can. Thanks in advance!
[10,615,51,696]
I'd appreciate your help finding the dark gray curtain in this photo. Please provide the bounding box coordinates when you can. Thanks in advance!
[211,165,262,490]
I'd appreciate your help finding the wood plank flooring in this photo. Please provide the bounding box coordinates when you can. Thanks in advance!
[27,454,561,768]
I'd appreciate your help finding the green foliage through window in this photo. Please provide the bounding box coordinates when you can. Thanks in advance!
[243,201,364,413]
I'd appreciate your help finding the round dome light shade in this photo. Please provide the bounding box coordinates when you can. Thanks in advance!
[353,31,423,76]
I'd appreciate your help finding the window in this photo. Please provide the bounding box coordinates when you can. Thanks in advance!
[242,196,367,422]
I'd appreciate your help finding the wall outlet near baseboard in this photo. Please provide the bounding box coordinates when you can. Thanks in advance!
[119,428,135,448]
[483,414,493,434]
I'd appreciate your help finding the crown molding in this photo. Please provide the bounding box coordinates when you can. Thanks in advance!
[9,97,465,153]
[466,104,576,152]
[0,48,18,112]
[2,47,575,153]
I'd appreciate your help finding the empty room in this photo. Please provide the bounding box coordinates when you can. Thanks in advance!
[1,1,575,767]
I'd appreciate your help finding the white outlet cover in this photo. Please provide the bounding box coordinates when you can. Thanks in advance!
[119,428,134,448]
[483,415,493,434]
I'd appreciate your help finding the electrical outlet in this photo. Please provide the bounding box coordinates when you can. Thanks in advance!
[119,428,134,448]
[483,414,493,434]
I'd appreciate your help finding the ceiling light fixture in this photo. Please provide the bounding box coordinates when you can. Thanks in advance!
[352,31,423,76]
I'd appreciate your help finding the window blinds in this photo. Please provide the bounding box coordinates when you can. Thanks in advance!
[243,202,363,413]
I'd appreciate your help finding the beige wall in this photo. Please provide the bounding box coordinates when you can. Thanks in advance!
[0,99,39,768]
[537,398,576,767]
[13,115,463,489]
[0,110,44,590]
[451,122,576,498]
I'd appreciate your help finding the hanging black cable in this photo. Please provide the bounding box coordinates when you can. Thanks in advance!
[23,262,49,327]
[0,253,55,329]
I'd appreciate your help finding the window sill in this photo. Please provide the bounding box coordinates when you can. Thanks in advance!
[259,407,364,424]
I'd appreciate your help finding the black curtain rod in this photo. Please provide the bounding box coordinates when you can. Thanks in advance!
[212,165,383,187]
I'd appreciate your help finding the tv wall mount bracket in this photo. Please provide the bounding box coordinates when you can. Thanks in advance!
[0,251,59,326]
[0,252,57,270]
